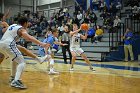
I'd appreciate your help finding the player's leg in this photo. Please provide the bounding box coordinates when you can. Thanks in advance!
[0,52,5,64]
[45,54,59,75]
[62,46,68,64]
[80,53,94,71]
[0,48,15,82]
[70,51,77,71]
[17,45,36,58]
[77,48,94,71]
[11,56,27,89]
[10,61,17,82]
[66,45,72,64]
[17,45,47,63]
[3,45,27,89]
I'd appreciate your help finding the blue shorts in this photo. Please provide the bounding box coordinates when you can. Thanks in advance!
[38,48,45,57]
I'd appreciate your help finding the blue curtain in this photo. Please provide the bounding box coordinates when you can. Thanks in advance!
[76,0,87,10]
[90,0,93,10]
[105,0,110,10]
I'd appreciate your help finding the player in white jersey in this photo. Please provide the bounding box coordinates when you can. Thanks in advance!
[69,24,95,71]
[0,11,48,83]
[0,17,47,89]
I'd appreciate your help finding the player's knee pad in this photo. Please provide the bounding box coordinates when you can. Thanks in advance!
[16,62,26,73]
[13,55,24,63]
[19,62,26,69]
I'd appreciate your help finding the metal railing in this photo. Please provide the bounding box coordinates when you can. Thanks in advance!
[108,17,140,49]
[108,23,125,49]
[125,17,140,33]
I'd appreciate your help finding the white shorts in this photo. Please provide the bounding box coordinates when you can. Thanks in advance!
[0,42,24,63]
[70,47,84,56]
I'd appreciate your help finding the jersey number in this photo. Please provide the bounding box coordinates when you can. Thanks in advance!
[9,26,15,31]
[75,38,79,42]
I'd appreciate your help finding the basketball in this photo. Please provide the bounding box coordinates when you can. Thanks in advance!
[81,23,89,31]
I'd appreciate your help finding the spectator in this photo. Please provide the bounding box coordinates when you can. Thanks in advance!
[87,25,96,42]
[99,1,104,12]
[113,16,121,32]
[77,11,83,22]
[58,23,65,36]
[123,28,134,62]
[72,15,79,27]
[35,23,42,37]
[93,25,104,42]
[113,16,121,27]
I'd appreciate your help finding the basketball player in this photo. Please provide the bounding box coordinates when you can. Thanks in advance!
[0,15,48,85]
[69,24,94,71]
[0,17,47,89]
[39,28,67,74]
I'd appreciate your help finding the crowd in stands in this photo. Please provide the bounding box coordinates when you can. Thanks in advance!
[4,0,139,51]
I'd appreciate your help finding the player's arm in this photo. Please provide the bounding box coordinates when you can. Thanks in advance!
[19,28,46,47]
[2,7,11,21]
[80,31,88,40]
[1,21,9,33]
[70,28,81,36]
[54,41,67,46]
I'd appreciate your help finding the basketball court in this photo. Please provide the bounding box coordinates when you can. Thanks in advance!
[0,57,140,93]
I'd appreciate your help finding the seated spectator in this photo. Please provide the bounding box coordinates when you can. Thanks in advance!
[113,16,121,27]
[58,23,65,36]
[88,27,95,38]
[132,6,140,20]
[77,11,83,22]
[116,2,122,10]
[113,16,121,32]
[84,13,90,24]
[93,25,104,43]
[87,26,96,42]
[35,23,42,37]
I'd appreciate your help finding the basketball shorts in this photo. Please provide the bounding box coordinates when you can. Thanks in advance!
[38,48,52,57]
[70,47,84,55]
[0,42,24,63]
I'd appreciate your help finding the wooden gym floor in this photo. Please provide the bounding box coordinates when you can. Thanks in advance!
[0,57,140,93]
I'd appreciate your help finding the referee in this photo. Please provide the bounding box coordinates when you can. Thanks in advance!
[61,24,72,64]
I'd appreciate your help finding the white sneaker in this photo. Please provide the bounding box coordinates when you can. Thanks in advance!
[90,67,96,71]
[69,68,74,71]
[11,80,27,89]
[48,70,60,75]
[37,55,48,64]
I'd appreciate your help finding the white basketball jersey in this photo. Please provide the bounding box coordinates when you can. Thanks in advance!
[70,33,81,48]
[1,24,22,45]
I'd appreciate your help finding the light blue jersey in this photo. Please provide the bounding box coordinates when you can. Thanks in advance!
[38,35,55,56]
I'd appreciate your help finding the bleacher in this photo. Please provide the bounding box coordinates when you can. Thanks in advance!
[26,1,140,62]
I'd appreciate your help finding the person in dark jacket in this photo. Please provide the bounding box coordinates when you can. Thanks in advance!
[61,24,72,64]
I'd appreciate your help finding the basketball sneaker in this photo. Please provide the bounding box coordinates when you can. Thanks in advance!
[9,76,14,83]
[69,68,74,71]
[90,67,96,71]
[11,80,27,89]
[37,55,48,64]
[48,70,60,75]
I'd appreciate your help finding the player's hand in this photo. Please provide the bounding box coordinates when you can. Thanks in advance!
[39,42,47,47]
[62,44,68,46]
